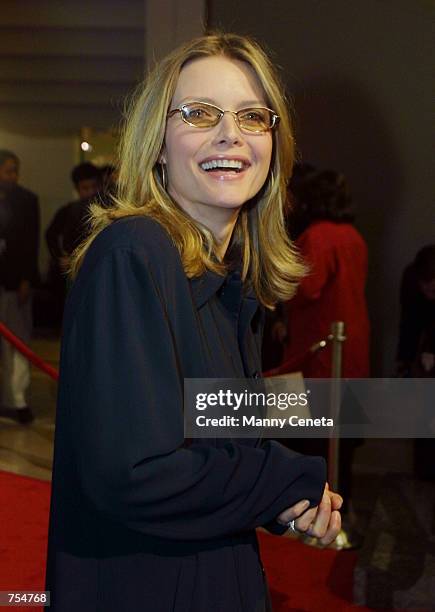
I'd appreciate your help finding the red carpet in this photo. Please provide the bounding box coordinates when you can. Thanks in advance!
[0,471,49,612]
[0,470,428,611]
[259,531,378,612]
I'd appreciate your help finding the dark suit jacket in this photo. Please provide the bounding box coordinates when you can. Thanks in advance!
[0,182,39,289]
[45,216,326,611]
[45,197,92,260]
[397,262,435,367]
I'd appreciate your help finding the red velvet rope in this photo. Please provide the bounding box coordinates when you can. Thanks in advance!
[0,322,59,381]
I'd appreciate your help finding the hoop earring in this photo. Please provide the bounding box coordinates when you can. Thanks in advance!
[160,163,168,191]
[268,169,276,191]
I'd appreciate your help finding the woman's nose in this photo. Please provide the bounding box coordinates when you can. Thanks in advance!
[212,112,243,146]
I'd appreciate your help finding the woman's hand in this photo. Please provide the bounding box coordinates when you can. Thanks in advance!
[276,483,343,546]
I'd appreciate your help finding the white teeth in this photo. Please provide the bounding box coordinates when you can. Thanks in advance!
[200,159,245,171]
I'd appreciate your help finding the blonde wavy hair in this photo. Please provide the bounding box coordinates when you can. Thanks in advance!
[69,32,304,308]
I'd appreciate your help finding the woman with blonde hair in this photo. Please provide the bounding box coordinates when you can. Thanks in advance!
[46,33,342,611]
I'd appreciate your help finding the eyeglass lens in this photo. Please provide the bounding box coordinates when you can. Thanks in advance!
[181,103,274,132]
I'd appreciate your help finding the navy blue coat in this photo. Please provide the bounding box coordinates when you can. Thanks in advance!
[45,216,326,611]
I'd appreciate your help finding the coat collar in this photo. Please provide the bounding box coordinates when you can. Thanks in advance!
[190,270,227,309]
[189,244,257,310]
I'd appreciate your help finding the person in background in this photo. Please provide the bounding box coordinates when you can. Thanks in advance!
[396,245,435,378]
[396,245,435,479]
[44,162,101,321]
[46,162,101,269]
[72,161,102,201]
[100,164,117,198]
[283,168,370,378]
[0,150,40,424]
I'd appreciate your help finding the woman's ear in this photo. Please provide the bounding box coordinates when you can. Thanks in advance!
[158,146,167,165]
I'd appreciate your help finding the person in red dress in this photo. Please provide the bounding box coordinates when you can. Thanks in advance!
[282,168,370,378]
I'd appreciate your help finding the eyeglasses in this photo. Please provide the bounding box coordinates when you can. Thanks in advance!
[167,101,280,133]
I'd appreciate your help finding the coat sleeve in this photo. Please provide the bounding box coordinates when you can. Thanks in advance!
[65,246,326,540]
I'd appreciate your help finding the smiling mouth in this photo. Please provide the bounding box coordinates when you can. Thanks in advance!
[199,159,250,173]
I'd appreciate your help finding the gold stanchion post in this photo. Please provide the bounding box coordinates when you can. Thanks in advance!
[327,321,356,549]
[302,321,359,549]
[328,320,345,490]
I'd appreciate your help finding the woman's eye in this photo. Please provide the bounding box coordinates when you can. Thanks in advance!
[242,111,263,121]
[185,106,212,119]
[187,108,204,118]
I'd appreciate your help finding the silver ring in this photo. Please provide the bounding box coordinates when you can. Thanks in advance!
[287,519,297,533]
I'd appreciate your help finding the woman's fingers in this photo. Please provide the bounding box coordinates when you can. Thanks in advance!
[276,499,310,525]
[305,490,332,538]
[294,507,317,532]
[329,491,343,510]
[318,510,342,546]
[325,482,343,510]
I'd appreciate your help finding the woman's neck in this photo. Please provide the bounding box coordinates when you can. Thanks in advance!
[214,215,239,261]
[168,188,242,260]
